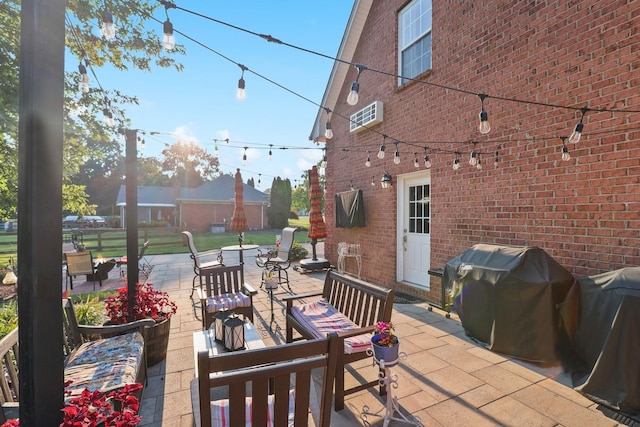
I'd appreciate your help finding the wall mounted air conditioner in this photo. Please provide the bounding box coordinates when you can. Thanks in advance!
[350,101,383,133]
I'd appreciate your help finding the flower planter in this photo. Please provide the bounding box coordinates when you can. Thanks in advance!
[146,317,171,366]
[371,333,399,366]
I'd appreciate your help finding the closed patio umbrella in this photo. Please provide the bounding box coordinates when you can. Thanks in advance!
[300,166,330,271]
[230,168,248,246]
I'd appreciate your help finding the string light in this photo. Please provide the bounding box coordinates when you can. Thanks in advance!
[393,141,401,165]
[347,64,367,106]
[78,62,89,93]
[371,176,375,186]
[324,108,333,139]
[268,144,273,160]
[469,143,477,166]
[423,149,431,168]
[161,1,177,51]
[476,153,482,170]
[258,173,261,185]
[377,136,386,159]
[100,9,116,40]
[365,151,371,167]
[321,149,327,169]
[561,137,570,161]
[478,93,491,134]
[494,150,499,167]
[453,153,461,170]
[569,107,588,144]
[242,146,248,165]
[414,153,420,168]
[237,64,247,100]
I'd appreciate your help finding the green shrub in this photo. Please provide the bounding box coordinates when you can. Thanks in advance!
[289,243,308,260]
[0,301,18,338]
[289,211,299,219]
[72,295,106,325]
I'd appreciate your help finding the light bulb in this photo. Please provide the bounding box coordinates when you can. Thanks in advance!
[236,77,246,100]
[325,121,333,139]
[569,122,583,144]
[476,159,482,170]
[478,109,490,134]
[214,144,219,157]
[371,176,376,186]
[469,151,477,166]
[103,109,114,126]
[365,155,371,167]
[269,149,273,160]
[377,144,385,159]
[163,20,175,51]
[347,81,359,105]
[321,158,327,169]
[393,150,401,165]
[562,145,571,161]
[414,157,420,168]
[453,158,460,170]
[101,10,116,40]
[242,155,247,165]
[78,64,89,93]
[424,155,431,168]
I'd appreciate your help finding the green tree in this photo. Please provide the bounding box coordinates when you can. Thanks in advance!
[0,0,185,217]
[291,173,310,214]
[267,177,292,229]
[161,141,221,187]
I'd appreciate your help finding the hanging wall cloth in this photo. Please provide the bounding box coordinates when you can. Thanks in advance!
[335,189,366,228]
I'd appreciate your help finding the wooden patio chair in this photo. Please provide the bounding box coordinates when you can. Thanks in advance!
[196,334,339,427]
[197,264,257,329]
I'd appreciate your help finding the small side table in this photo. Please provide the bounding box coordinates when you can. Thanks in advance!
[361,350,422,427]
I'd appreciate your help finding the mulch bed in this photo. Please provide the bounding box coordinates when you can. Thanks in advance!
[0,284,17,302]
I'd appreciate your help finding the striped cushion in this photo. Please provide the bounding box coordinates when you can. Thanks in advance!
[206,292,251,313]
[290,299,371,354]
[211,390,295,427]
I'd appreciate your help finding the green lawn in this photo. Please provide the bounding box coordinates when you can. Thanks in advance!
[0,216,314,267]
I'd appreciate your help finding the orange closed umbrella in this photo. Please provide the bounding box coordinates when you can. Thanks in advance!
[230,168,248,246]
[307,166,327,261]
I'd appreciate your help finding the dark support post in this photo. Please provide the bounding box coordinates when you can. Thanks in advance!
[125,130,139,321]
[18,0,66,425]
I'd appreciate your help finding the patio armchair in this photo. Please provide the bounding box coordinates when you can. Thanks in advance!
[255,226,298,292]
[117,240,153,280]
[197,264,257,329]
[65,251,102,291]
[182,231,224,297]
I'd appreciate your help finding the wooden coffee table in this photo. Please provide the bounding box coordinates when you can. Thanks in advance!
[192,320,265,377]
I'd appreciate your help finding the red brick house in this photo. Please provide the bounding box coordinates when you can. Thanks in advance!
[116,174,269,232]
[311,0,640,301]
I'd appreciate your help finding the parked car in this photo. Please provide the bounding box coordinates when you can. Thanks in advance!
[63,215,106,228]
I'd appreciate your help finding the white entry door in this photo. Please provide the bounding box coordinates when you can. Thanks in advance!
[398,174,431,289]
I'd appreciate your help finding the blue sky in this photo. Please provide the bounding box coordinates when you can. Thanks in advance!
[78,1,353,189]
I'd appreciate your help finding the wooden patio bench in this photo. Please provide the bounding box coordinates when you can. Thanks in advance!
[284,269,395,411]
[0,299,154,423]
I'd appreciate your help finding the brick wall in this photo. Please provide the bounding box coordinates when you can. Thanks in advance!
[325,0,640,300]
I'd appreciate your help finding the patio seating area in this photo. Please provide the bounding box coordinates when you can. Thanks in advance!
[64,243,627,426]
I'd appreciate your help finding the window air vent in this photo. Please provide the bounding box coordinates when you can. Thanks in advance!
[350,101,384,133]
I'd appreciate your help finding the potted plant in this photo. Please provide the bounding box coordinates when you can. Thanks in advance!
[371,321,399,366]
[104,283,177,366]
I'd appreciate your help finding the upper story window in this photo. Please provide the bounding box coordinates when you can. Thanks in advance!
[398,0,432,85]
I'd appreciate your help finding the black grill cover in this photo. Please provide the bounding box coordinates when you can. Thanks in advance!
[335,189,365,228]
[443,244,574,362]
[559,267,640,415]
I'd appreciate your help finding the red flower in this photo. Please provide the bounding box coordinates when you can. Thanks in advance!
[105,283,177,324]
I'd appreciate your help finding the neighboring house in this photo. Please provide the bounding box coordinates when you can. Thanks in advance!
[310,0,639,301]
[115,175,270,232]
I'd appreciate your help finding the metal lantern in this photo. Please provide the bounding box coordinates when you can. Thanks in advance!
[213,309,231,343]
[223,314,245,351]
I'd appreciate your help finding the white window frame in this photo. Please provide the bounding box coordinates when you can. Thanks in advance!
[398,0,433,85]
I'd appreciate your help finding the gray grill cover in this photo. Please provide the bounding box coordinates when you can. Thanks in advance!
[443,244,574,362]
[559,267,640,415]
